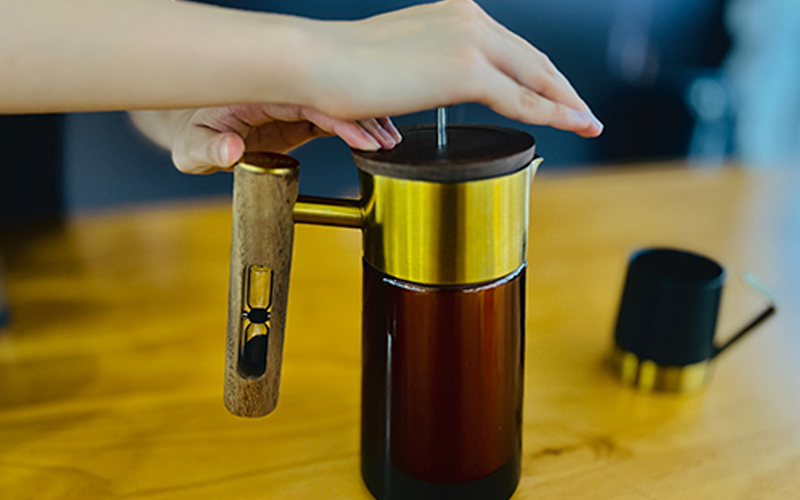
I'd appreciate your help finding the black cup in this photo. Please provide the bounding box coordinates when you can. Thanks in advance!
[612,248,775,392]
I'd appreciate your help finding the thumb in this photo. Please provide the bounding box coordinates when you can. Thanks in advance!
[172,122,245,174]
[216,133,246,171]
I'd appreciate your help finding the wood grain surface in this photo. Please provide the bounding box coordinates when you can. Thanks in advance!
[224,164,298,418]
[1,162,799,499]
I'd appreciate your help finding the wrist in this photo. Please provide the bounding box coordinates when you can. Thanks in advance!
[234,14,323,108]
[286,20,361,119]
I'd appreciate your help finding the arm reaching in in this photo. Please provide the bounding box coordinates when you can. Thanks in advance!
[2,0,602,173]
[1,0,311,113]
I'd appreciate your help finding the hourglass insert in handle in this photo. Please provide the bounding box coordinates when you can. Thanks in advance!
[224,113,541,500]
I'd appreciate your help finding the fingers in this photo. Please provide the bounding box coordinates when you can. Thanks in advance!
[171,116,245,174]
[297,107,378,150]
[481,66,603,137]
[171,105,404,176]
[444,0,603,137]
[297,106,401,150]
[378,117,403,143]
[358,118,402,149]
[220,133,246,167]
[481,20,588,112]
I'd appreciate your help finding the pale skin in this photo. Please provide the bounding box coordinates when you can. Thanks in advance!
[1,0,603,174]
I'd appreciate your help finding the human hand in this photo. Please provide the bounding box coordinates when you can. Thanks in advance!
[132,105,402,174]
[303,0,602,137]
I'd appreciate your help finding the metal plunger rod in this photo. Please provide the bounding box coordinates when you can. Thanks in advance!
[437,107,447,149]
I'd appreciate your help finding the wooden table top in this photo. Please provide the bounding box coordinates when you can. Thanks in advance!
[1,163,799,499]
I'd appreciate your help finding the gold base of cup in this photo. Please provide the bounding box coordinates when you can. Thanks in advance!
[611,346,711,393]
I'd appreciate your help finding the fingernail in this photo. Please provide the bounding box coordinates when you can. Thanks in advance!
[219,138,231,166]
[384,121,403,143]
[360,130,381,151]
[569,109,604,135]
[376,126,397,148]
[569,109,592,127]
[590,112,604,133]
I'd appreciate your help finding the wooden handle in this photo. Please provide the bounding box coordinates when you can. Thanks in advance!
[225,153,299,417]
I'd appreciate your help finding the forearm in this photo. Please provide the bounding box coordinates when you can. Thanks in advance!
[0,0,316,114]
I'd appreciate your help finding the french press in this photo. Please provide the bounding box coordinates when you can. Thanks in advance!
[223,120,540,500]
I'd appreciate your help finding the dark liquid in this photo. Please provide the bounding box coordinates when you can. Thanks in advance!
[361,261,525,500]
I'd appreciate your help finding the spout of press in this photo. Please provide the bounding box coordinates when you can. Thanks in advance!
[531,155,543,175]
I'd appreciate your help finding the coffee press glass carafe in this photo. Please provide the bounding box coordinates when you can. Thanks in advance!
[223,121,539,500]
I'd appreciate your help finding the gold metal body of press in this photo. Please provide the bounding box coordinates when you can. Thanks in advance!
[224,125,541,417]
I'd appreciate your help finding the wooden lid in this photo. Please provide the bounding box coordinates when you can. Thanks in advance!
[352,124,535,182]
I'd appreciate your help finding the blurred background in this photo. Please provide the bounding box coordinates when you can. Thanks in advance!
[1,0,799,228]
